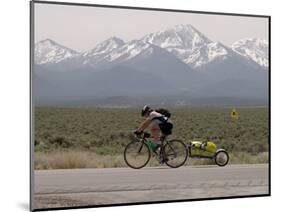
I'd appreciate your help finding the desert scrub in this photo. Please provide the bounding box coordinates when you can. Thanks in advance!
[34,106,269,169]
[34,151,128,169]
[34,151,268,170]
[187,152,268,166]
[228,152,268,164]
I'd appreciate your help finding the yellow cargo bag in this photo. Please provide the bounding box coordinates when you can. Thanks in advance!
[204,141,217,153]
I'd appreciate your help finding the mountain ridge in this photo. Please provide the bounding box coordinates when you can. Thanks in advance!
[35,39,79,64]
[33,24,269,106]
[232,38,268,68]
[35,24,268,70]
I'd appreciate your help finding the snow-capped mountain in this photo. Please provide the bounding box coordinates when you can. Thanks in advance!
[34,25,268,105]
[81,38,154,67]
[142,24,229,68]
[78,24,231,69]
[81,37,125,65]
[105,39,160,62]
[232,38,268,68]
[35,39,79,64]
[34,25,268,71]
[34,25,232,69]
[143,24,211,49]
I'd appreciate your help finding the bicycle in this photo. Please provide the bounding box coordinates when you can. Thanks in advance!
[124,132,188,169]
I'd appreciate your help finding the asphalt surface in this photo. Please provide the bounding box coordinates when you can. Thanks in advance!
[33,164,269,209]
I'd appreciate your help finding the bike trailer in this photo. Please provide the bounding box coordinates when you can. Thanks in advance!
[190,141,217,157]
[204,141,217,153]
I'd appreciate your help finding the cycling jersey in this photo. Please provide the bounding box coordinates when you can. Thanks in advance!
[148,111,168,124]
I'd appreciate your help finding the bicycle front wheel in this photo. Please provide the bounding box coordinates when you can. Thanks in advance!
[164,139,188,168]
[124,141,151,169]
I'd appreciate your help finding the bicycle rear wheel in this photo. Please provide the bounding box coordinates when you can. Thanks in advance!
[124,141,151,169]
[164,139,188,168]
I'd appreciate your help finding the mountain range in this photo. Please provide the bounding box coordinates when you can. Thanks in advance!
[34,24,269,106]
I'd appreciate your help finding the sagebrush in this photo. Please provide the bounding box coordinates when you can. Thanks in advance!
[34,107,269,169]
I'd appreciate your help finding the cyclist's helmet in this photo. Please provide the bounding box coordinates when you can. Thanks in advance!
[141,105,152,117]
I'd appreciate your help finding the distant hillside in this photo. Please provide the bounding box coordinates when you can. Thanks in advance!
[33,24,269,106]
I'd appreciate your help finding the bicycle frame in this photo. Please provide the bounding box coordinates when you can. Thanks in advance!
[135,134,170,160]
[136,137,147,154]
[125,133,188,168]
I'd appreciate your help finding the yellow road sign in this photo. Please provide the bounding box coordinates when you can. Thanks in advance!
[230,108,239,120]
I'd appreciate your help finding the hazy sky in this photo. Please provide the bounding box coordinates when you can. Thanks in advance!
[34,3,269,52]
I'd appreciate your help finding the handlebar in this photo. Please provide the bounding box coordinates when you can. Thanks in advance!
[133,130,150,139]
[143,132,151,138]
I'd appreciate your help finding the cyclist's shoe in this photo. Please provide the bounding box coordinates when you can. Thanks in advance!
[160,158,169,164]
[155,154,163,163]
[164,158,169,162]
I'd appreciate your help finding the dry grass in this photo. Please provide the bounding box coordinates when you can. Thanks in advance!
[187,152,268,166]
[228,152,268,164]
[34,150,268,170]
[35,150,168,169]
[34,151,127,169]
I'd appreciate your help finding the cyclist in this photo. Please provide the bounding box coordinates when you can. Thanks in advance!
[134,105,173,149]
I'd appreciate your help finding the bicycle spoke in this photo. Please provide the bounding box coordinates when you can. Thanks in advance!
[124,141,151,169]
[164,140,188,168]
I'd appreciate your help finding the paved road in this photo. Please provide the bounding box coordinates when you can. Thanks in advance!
[34,164,269,209]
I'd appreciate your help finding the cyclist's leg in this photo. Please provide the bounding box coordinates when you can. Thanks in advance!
[150,123,161,144]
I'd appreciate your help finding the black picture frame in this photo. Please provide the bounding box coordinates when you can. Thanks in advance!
[30,1,271,211]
